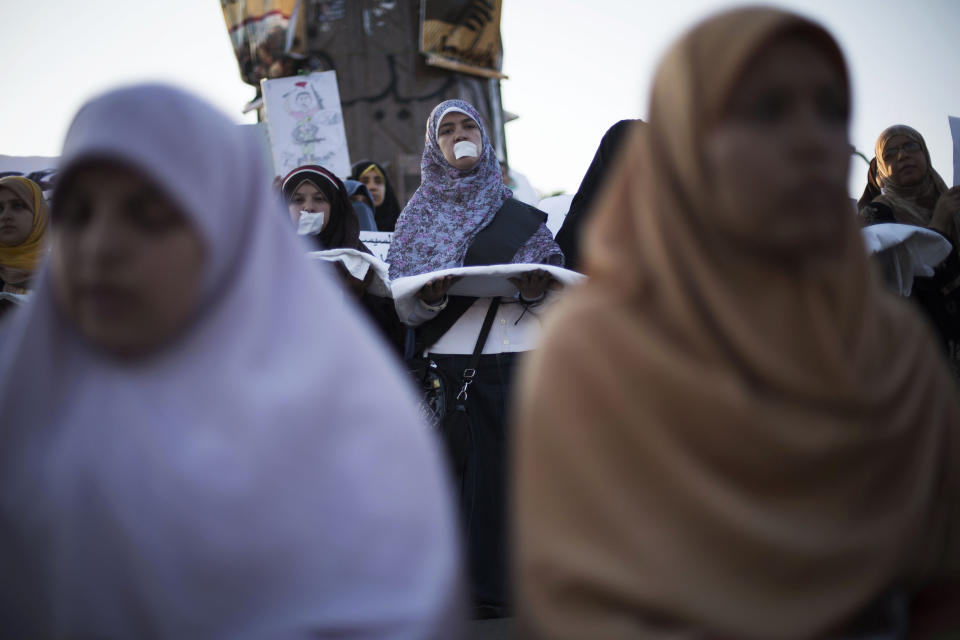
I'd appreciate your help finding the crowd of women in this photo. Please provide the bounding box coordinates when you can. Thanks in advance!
[0,6,958,638]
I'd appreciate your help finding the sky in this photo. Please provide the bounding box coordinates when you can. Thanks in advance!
[3,0,959,198]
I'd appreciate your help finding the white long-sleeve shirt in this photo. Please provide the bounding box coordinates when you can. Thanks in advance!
[403,293,558,355]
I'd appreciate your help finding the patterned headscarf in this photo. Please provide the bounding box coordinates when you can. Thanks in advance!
[0,84,461,637]
[387,99,561,279]
[0,176,49,290]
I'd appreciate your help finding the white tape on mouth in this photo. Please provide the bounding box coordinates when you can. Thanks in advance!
[297,211,325,235]
[454,141,479,159]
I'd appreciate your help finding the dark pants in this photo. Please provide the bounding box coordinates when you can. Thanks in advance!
[429,351,520,619]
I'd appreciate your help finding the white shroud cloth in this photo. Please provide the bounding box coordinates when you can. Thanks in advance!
[861,223,952,296]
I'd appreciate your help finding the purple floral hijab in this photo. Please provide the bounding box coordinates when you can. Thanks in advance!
[387,99,562,278]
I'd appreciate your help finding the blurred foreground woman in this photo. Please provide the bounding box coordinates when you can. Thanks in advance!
[514,9,960,639]
[0,85,462,638]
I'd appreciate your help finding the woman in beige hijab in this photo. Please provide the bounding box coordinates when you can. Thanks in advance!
[861,125,960,246]
[0,176,48,294]
[860,125,960,378]
[513,7,960,639]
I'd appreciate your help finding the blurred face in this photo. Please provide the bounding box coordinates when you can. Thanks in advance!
[51,163,206,359]
[287,181,331,228]
[350,192,373,209]
[880,134,926,187]
[703,35,850,256]
[436,112,483,172]
[359,170,385,206]
[0,187,34,247]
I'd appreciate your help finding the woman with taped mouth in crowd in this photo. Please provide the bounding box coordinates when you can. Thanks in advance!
[387,99,563,619]
[0,84,463,638]
[282,164,369,253]
[513,7,960,639]
[282,164,404,353]
[859,125,960,378]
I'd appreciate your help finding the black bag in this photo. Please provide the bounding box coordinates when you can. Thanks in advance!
[408,357,452,430]
[408,299,501,481]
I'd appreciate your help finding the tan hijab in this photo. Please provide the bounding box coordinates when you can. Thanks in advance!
[514,8,960,639]
[872,124,957,246]
[0,176,49,291]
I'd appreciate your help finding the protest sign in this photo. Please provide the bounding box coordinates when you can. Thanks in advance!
[359,231,393,262]
[262,71,351,178]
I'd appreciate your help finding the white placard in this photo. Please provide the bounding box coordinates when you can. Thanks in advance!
[949,115,960,186]
[359,231,393,262]
[261,71,351,178]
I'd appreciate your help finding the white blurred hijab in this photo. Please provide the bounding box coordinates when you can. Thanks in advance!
[0,84,462,638]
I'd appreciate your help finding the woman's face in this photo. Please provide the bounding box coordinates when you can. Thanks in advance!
[359,171,385,206]
[437,112,483,172]
[703,35,850,254]
[0,187,35,247]
[51,162,207,358]
[287,181,331,228]
[350,192,373,209]
[880,133,927,187]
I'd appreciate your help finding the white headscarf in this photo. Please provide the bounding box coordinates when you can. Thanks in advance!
[0,84,462,637]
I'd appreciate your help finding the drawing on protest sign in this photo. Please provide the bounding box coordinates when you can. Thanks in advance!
[262,71,351,178]
[949,115,960,186]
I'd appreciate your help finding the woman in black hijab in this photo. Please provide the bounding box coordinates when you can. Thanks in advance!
[350,160,402,232]
[555,119,643,272]
[281,164,367,252]
[282,165,404,353]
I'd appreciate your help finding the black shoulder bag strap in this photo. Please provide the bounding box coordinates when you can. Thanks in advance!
[462,198,545,267]
[441,297,501,488]
[414,199,545,352]
[456,297,501,402]
[414,295,476,354]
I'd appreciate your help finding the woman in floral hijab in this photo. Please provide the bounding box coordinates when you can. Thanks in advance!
[389,99,562,619]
